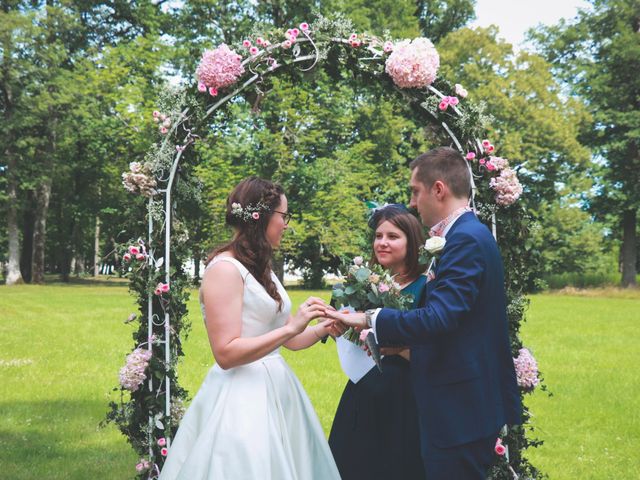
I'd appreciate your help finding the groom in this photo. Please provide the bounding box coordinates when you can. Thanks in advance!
[327,147,522,479]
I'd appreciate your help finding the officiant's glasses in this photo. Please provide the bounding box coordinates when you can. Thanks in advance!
[273,210,293,225]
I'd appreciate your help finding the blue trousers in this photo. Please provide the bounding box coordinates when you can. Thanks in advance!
[422,431,499,480]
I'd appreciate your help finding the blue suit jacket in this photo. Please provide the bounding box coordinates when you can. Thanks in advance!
[376,212,522,449]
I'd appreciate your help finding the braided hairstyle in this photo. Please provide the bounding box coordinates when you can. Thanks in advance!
[207,177,285,311]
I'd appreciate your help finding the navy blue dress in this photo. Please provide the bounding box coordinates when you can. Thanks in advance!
[329,276,427,480]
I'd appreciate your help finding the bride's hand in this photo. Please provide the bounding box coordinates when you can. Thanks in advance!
[288,297,328,335]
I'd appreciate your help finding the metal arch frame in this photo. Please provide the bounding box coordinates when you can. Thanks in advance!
[145,34,495,460]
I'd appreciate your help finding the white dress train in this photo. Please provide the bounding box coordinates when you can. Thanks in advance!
[159,256,340,480]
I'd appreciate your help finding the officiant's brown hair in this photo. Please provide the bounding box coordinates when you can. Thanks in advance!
[410,146,471,199]
[369,205,426,281]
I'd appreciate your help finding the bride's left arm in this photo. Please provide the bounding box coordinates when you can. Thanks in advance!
[283,319,342,350]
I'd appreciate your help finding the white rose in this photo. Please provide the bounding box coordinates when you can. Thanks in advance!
[353,256,364,266]
[454,83,468,98]
[425,236,446,255]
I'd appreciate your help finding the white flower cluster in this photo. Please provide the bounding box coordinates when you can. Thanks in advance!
[122,162,157,197]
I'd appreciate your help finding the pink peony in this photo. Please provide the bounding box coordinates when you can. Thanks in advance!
[513,347,539,390]
[196,44,245,91]
[300,22,309,31]
[383,41,394,53]
[157,437,166,447]
[161,448,168,456]
[495,438,506,456]
[385,37,439,89]
[490,168,523,206]
[466,152,476,161]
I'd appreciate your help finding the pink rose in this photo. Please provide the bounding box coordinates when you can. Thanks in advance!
[160,126,168,134]
[123,253,132,262]
[300,22,309,31]
[256,37,264,46]
[455,83,468,98]
[495,438,506,456]
[154,287,162,296]
[160,283,170,293]
[282,40,292,49]
[438,101,449,111]
[482,139,491,148]
[378,282,390,293]
[161,447,168,456]
[448,96,459,106]
[209,87,218,96]
[128,246,140,255]
[152,110,160,118]
[252,212,260,220]
[249,46,259,56]
[160,113,166,121]
[136,253,146,261]
[136,463,144,472]
[287,34,296,43]
[486,163,496,171]
[466,152,476,160]
[359,328,372,343]
[487,144,495,153]
[242,39,251,48]
[383,41,394,53]
[157,437,166,447]
[479,158,486,165]
[197,82,207,92]
[292,28,300,36]
[350,40,361,47]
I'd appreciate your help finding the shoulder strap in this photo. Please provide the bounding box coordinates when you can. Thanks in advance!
[208,256,250,282]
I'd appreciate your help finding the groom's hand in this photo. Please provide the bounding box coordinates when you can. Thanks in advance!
[323,309,367,329]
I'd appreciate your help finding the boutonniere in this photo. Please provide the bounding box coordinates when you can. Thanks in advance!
[419,236,446,281]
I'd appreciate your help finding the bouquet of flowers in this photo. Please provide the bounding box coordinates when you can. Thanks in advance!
[332,256,414,345]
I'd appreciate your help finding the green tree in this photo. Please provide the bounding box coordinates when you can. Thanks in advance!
[532,0,640,287]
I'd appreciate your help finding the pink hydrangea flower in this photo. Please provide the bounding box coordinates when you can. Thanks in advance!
[119,348,152,391]
[487,156,509,171]
[490,168,523,206]
[513,347,539,389]
[383,41,394,53]
[196,44,245,91]
[466,152,476,161]
[495,438,506,455]
[197,82,207,92]
[385,37,439,89]
[300,22,309,31]
[157,437,166,447]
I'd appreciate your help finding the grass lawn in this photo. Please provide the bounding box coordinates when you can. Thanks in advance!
[1,280,639,479]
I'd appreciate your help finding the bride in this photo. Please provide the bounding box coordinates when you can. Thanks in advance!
[159,177,341,479]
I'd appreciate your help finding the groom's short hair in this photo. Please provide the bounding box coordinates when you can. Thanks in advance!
[410,147,471,199]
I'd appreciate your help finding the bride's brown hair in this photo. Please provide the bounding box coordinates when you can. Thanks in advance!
[207,177,285,310]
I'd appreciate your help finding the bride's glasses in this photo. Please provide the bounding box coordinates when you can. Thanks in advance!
[273,210,293,225]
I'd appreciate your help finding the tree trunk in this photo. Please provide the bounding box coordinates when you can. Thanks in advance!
[20,193,35,283]
[6,171,23,284]
[31,179,52,284]
[93,215,101,276]
[621,209,637,287]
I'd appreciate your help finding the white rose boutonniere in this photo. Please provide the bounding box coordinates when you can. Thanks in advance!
[424,236,446,255]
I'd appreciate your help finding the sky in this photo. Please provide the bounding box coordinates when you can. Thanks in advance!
[470,0,590,48]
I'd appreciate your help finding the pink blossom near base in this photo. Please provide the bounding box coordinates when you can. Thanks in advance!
[513,347,540,389]
[384,38,439,89]
[196,44,245,91]
[119,348,152,391]
[495,438,506,455]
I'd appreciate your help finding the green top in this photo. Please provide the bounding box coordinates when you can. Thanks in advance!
[402,274,427,309]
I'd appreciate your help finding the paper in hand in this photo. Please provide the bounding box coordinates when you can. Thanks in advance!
[364,331,383,373]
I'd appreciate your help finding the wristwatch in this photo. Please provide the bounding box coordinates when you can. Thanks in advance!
[364,309,376,328]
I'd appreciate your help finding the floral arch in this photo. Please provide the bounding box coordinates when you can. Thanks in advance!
[106,16,542,480]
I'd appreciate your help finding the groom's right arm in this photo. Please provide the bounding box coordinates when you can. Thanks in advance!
[375,231,484,346]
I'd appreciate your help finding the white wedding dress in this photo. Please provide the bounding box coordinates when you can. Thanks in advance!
[159,256,340,480]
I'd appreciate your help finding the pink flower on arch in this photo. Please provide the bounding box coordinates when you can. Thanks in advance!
[196,44,245,91]
[252,212,260,220]
[349,33,358,41]
[160,283,170,293]
[136,253,146,261]
[378,282,390,293]
[300,22,309,32]
[256,37,264,46]
[160,126,168,134]
[282,40,292,49]
[242,39,251,48]
[160,447,168,457]
[152,110,160,118]
[490,168,523,206]
[128,246,140,255]
[157,437,166,447]
[383,41,394,53]
[292,28,300,36]
[249,46,259,56]
[466,152,476,161]
[438,101,449,111]
[448,96,459,106]
[482,139,491,149]
[197,82,207,92]
[209,87,218,96]
[385,37,439,89]
[495,438,506,456]
[123,253,132,262]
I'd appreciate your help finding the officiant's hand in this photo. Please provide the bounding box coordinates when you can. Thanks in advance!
[323,309,367,329]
